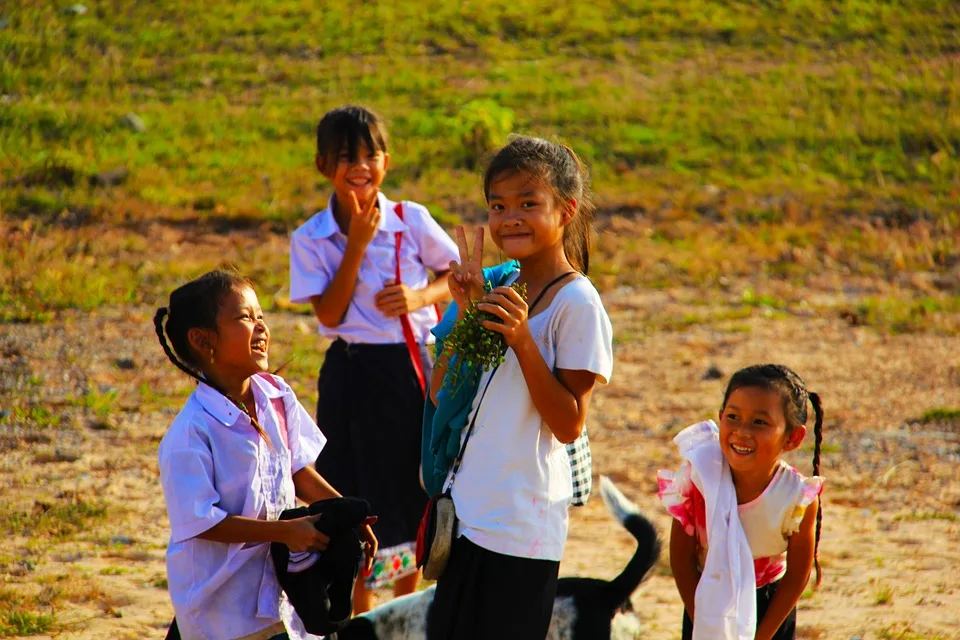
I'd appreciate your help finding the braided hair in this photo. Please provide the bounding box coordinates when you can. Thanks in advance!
[153,269,271,444]
[722,364,825,587]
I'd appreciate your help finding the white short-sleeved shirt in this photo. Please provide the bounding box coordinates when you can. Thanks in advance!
[289,192,459,344]
[450,277,614,561]
[158,374,327,640]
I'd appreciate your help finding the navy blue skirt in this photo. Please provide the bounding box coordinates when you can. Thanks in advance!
[314,339,431,549]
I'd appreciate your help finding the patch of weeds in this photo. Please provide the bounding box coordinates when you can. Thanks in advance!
[0,406,61,429]
[845,296,960,335]
[877,623,948,640]
[918,407,960,424]
[873,583,894,606]
[0,610,55,637]
[0,500,108,540]
[893,511,958,523]
[150,575,168,589]
[741,287,787,310]
[70,389,119,419]
[99,567,129,576]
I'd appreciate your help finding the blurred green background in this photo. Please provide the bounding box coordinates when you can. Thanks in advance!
[1,0,958,328]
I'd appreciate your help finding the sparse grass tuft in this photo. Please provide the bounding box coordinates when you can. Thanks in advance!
[873,583,894,606]
[918,407,960,424]
[0,500,108,540]
[0,610,55,638]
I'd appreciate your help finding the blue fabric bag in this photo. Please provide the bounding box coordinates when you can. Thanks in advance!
[421,261,519,497]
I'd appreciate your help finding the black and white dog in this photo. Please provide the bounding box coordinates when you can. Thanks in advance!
[328,476,661,640]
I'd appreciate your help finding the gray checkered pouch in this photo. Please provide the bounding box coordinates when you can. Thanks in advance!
[566,427,592,506]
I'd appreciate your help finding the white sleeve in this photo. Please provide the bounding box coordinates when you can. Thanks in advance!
[280,382,327,474]
[159,437,228,543]
[554,292,614,384]
[289,231,332,304]
[406,203,459,273]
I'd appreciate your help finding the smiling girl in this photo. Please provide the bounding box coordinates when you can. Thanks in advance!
[288,106,460,611]
[154,269,376,640]
[425,136,614,640]
[658,364,825,640]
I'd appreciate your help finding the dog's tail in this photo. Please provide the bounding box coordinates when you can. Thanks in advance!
[599,475,661,609]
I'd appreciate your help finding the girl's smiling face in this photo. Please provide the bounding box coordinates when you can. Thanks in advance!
[718,386,805,482]
[486,170,571,262]
[323,142,389,210]
[193,285,271,380]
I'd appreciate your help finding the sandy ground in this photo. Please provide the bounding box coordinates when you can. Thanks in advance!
[2,290,958,639]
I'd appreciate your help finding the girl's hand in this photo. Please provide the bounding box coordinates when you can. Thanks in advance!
[283,514,330,553]
[346,191,381,249]
[358,516,379,572]
[448,225,487,309]
[375,279,423,317]
[476,286,532,349]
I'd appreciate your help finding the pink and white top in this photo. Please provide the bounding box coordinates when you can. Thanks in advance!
[659,456,823,587]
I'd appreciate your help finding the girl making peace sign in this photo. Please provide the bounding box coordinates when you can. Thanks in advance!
[425,136,615,640]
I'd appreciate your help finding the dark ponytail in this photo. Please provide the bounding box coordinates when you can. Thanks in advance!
[809,391,824,587]
[483,136,595,275]
[154,270,270,444]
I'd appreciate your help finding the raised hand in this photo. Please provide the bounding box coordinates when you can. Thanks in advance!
[448,225,487,310]
[346,191,380,249]
[476,285,532,349]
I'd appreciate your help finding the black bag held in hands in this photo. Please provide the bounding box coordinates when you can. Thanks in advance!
[270,497,373,636]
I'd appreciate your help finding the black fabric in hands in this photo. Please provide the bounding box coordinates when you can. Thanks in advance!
[270,497,373,636]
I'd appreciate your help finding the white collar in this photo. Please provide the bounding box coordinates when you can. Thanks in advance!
[194,374,283,426]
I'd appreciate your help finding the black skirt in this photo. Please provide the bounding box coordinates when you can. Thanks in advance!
[314,339,430,549]
[681,579,797,640]
[427,535,560,640]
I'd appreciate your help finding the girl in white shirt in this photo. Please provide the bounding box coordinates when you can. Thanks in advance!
[154,269,377,640]
[288,106,459,612]
[426,136,614,640]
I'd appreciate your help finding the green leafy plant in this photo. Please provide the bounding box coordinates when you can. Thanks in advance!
[444,281,527,392]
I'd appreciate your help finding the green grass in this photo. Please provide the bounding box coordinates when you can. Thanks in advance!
[918,407,960,423]
[0,610,55,638]
[1,1,958,321]
[0,500,108,540]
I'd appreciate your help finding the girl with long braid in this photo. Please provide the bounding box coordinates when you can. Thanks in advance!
[658,364,825,640]
[153,269,377,640]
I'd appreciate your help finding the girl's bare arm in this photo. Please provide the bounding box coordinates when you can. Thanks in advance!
[755,496,819,640]
[670,519,701,620]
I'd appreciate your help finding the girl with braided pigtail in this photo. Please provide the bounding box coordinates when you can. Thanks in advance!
[659,364,825,640]
[153,269,377,640]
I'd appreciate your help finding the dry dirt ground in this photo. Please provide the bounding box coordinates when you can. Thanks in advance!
[2,288,959,639]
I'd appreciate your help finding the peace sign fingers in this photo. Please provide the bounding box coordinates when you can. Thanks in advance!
[449,225,486,305]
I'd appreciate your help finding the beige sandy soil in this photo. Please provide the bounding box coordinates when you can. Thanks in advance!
[2,292,958,639]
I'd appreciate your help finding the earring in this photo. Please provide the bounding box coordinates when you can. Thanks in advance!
[209,350,215,364]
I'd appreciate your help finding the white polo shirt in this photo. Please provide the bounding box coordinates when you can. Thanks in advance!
[158,375,326,640]
[289,193,459,344]
[450,277,614,562]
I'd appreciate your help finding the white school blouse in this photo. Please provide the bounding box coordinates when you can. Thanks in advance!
[289,192,459,344]
[450,277,614,561]
[158,375,326,640]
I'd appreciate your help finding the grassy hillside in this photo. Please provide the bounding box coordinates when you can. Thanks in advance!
[1,0,958,324]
